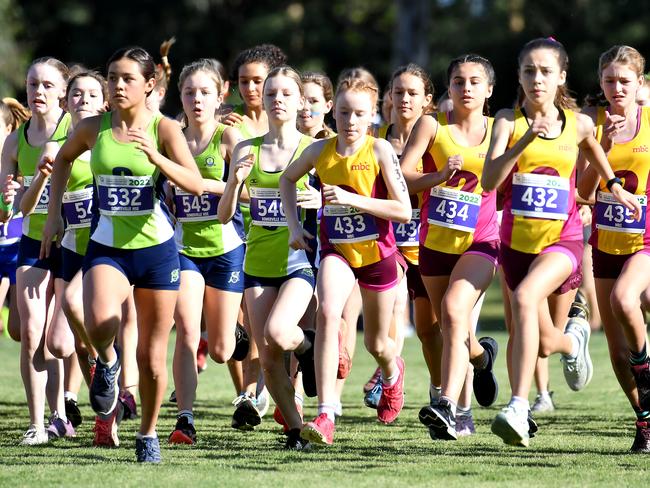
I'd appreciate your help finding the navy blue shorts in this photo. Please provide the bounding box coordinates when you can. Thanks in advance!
[179,244,245,293]
[244,267,316,290]
[17,235,63,279]
[83,238,180,291]
[0,242,19,284]
[61,247,85,283]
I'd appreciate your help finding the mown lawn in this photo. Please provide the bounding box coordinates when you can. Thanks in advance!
[0,305,647,487]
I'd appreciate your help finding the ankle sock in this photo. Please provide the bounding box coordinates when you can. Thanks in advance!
[64,391,78,402]
[630,343,648,366]
[317,403,337,422]
[508,396,529,413]
[178,410,194,425]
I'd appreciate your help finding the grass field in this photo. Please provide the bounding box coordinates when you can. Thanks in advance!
[0,307,648,487]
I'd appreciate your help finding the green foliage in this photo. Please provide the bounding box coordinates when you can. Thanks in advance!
[0,0,29,98]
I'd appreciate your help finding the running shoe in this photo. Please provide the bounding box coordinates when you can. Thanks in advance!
[21,425,49,446]
[46,412,75,439]
[418,399,457,440]
[231,393,261,430]
[631,419,650,453]
[169,390,177,403]
[491,405,530,447]
[337,330,351,380]
[89,356,121,416]
[93,408,121,448]
[377,357,405,424]
[569,291,590,321]
[295,329,317,397]
[168,415,196,445]
[455,411,475,437]
[65,398,82,428]
[231,324,250,361]
[631,359,650,411]
[273,402,304,434]
[531,392,555,413]
[196,337,209,372]
[119,390,138,420]
[256,387,270,418]
[136,436,162,463]
[364,382,382,409]
[363,367,382,393]
[285,428,311,451]
[528,410,538,438]
[561,317,593,391]
[301,413,335,446]
[473,337,499,407]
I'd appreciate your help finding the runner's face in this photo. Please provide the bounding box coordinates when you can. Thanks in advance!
[26,64,66,115]
[334,90,375,144]
[181,70,222,124]
[448,62,493,113]
[518,48,566,107]
[238,62,268,109]
[263,74,303,123]
[107,58,155,110]
[299,82,331,132]
[68,76,106,124]
[600,62,642,111]
[391,73,429,121]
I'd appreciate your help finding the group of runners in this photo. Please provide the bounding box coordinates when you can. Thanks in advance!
[0,37,649,463]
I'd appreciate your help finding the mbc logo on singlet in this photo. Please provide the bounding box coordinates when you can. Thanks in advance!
[633,145,649,153]
[558,144,573,152]
[351,162,371,171]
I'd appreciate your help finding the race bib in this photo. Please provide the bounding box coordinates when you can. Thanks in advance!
[62,187,93,229]
[393,209,420,246]
[511,173,570,220]
[250,188,289,227]
[96,175,154,216]
[23,175,50,214]
[595,192,646,234]
[174,188,218,223]
[427,187,481,233]
[323,205,379,244]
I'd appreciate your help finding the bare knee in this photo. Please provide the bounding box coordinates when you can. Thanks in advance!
[611,286,640,321]
[364,335,387,359]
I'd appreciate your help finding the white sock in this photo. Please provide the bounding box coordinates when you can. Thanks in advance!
[53,410,68,423]
[136,431,158,439]
[508,396,529,413]
[102,356,117,369]
[317,403,337,422]
[538,390,552,400]
[64,391,77,402]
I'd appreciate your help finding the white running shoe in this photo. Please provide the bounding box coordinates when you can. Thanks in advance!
[491,405,530,447]
[531,392,555,413]
[256,387,270,418]
[561,317,593,391]
[21,425,49,446]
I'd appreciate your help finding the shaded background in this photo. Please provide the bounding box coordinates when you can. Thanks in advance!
[2,0,650,115]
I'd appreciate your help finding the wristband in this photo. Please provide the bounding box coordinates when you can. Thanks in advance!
[606,177,623,191]
[0,193,12,212]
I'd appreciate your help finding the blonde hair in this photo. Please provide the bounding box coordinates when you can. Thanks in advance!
[335,67,379,106]
[301,72,333,102]
[585,45,646,107]
[263,66,303,95]
[0,98,30,131]
[155,37,176,91]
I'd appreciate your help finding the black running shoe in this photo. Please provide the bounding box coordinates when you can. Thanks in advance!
[418,399,457,441]
[631,360,650,411]
[169,416,197,445]
[65,398,82,428]
[527,410,538,438]
[473,337,499,407]
[295,329,317,398]
[231,394,261,431]
[285,428,311,451]
[231,324,250,361]
[631,420,650,453]
[89,357,121,416]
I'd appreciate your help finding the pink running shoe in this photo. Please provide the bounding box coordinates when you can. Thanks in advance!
[46,413,76,439]
[119,390,138,420]
[363,367,382,393]
[377,357,405,424]
[301,413,335,445]
[337,331,352,380]
[196,337,209,373]
[93,408,120,448]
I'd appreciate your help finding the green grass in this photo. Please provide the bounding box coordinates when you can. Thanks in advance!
[0,328,647,488]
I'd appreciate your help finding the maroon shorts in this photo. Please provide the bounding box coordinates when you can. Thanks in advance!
[419,240,500,277]
[404,259,428,300]
[592,247,650,280]
[321,250,406,292]
[500,240,583,294]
